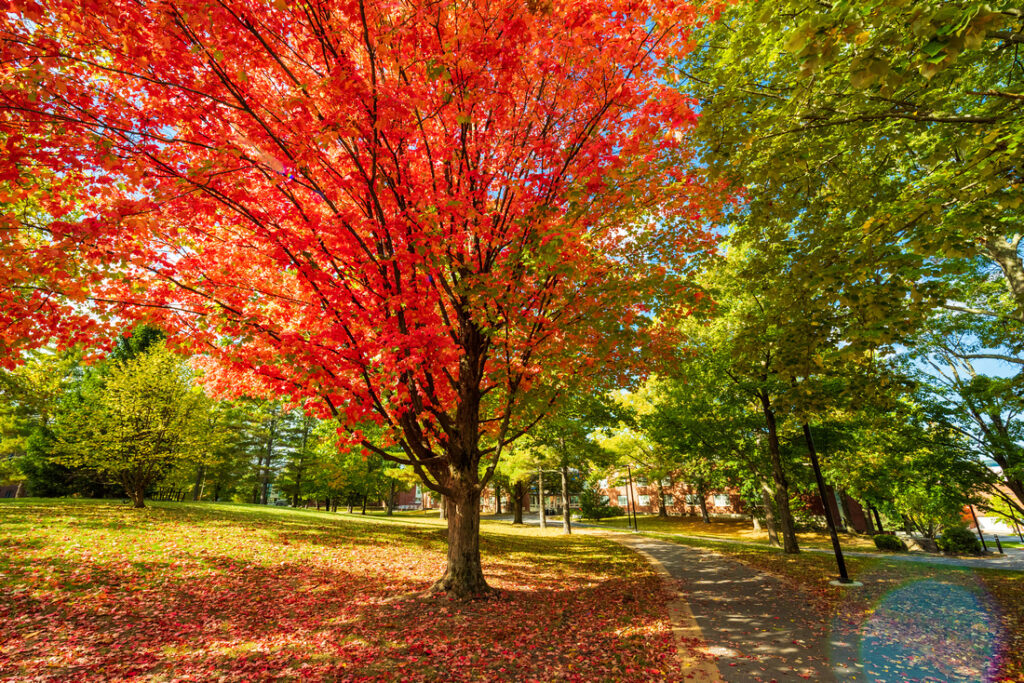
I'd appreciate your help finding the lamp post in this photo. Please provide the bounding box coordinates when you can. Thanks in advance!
[968,505,988,552]
[537,464,546,530]
[803,423,854,585]
[626,465,639,532]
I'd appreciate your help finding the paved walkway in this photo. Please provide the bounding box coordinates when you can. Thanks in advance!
[585,529,1008,682]
[599,532,857,682]
[489,514,1024,571]
[638,529,1024,571]
[486,515,1011,680]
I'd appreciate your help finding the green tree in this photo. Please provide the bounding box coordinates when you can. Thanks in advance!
[53,344,209,507]
[684,0,1023,332]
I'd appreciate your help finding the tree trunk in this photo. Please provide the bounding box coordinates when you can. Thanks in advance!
[494,481,502,516]
[386,480,396,516]
[439,495,448,520]
[191,464,205,502]
[872,506,884,533]
[293,467,303,507]
[759,392,799,553]
[983,233,1024,321]
[657,480,668,518]
[347,497,354,514]
[561,465,572,535]
[761,482,780,547]
[128,488,145,509]
[833,489,853,532]
[862,501,876,534]
[538,466,547,530]
[431,485,490,600]
[361,495,367,515]
[697,484,710,524]
[751,513,761,531]
[512,481,524,525]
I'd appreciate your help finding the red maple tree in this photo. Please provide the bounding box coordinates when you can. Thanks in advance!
[1,0,722,597]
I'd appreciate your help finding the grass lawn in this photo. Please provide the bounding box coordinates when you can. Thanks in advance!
[0,499,684,682]
[651,531,1024,682]
[584,514,882,552]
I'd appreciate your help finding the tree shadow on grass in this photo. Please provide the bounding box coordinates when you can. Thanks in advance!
[2,557,678,682]
[0,505,681,682]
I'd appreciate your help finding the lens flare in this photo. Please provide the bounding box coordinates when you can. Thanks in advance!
[831,577,1003,682]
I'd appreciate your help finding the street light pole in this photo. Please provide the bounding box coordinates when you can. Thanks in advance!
[627,465,639,532]
[969,505,988,552]
[538,464,547,530]
[803,423,853,584]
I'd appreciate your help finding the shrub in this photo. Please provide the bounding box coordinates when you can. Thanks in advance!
[937,525,982,555]
[579,485,625,520]
[873,534,907,552]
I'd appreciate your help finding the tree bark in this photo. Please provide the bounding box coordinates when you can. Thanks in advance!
[657,480,668,518]
[512,481,524,525]
[191,464,205,502]
[696,481,710,523]
[386,480,396,516]
[439,495,448,520]
[872,506,884,534]
[862,500,876,534]
[761,482,780,547]
[759,392,799,553]
[431,483,491,600]
[836,489,856,533]
[983,233,1024,321]
[361,494,367,515]
[494,481,502,516]
[561,465,572,535]
[128,488,145,509]
[538,466,547,530]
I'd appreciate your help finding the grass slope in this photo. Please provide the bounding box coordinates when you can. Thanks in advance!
[586,514,881,551]
[0,500,682,682]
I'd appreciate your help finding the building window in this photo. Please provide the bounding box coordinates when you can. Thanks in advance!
[638,495,651,506]
[664,494,674,506]
[600,495,610,505]
[636,476,648,486]
[685,494,701,506]
[714,494,730,508]
[617,495,628,507]
[661,477,672,487]
[598,478,609,488]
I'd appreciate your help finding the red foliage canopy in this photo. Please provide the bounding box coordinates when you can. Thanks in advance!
[2,0,723,594]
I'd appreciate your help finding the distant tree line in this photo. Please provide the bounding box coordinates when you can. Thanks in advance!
[0,326,409,511]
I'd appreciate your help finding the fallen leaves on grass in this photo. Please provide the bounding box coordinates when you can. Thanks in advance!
[0,501,683,682]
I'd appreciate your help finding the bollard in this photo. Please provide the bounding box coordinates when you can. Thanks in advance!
[995,535,1004,554]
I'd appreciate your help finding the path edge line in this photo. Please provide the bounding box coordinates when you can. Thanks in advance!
[588,531,724,682]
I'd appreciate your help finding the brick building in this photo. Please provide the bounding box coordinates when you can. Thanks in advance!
[597,477,744,518]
